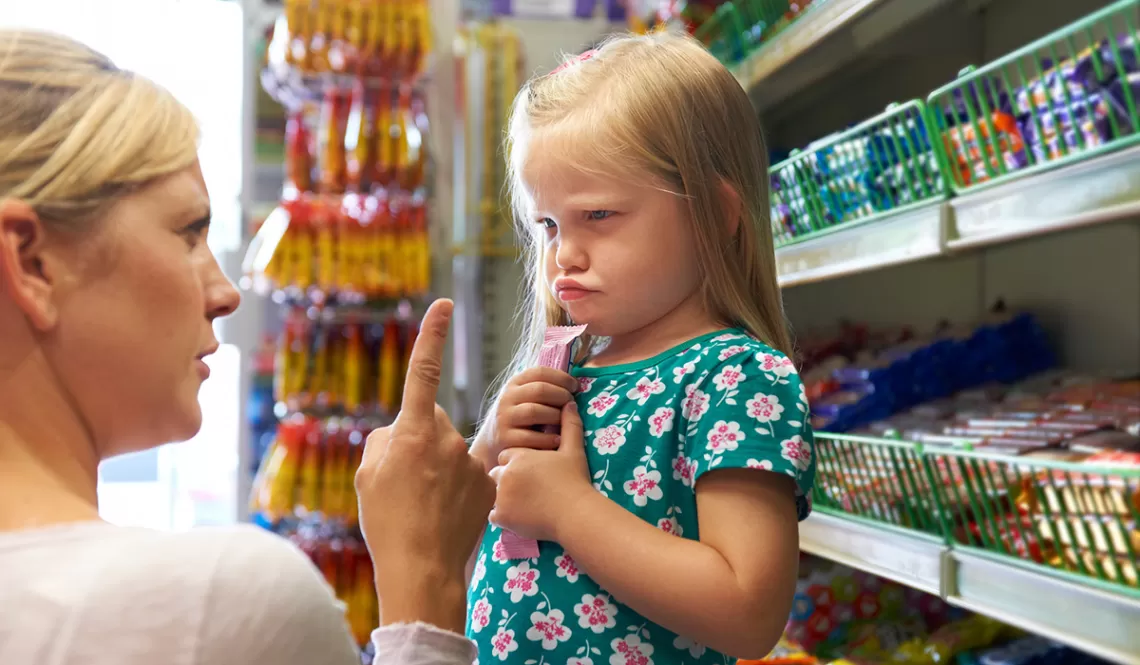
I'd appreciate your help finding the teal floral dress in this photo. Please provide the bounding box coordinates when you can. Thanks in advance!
[467,329,816,665]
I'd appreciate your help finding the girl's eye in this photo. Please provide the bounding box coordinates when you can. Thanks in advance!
[538,217,557,230]
[587,210,614,221]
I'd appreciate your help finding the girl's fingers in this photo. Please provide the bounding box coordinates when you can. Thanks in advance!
[509,367,579,395]
[499,429,562,452]
[506,382,574,411]
[504,402,563,428]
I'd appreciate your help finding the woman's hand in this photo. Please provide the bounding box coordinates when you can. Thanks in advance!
[489,402,593,543]
[481,367,579,467]
[355,299,496,634]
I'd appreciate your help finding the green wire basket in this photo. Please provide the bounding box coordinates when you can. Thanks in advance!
[770,101,948,248]
[926,0,1140,194]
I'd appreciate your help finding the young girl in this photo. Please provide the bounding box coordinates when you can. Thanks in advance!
[467,31,815,665]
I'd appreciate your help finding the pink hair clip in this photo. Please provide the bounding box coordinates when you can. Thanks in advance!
[550,49,597,76]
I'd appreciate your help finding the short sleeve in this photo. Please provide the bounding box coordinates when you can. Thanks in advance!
[680,345,816,520]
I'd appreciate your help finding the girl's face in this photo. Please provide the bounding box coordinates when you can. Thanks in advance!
[4,161,240,458]
[522,135,706,344]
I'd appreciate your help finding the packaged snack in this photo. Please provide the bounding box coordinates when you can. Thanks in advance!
[976,635,1064,665]
[499,324,589,560]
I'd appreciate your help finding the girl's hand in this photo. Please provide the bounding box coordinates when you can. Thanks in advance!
[491,367,579,462]
[490,402,592,542]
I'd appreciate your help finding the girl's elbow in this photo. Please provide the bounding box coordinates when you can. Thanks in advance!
[724,602,788,659]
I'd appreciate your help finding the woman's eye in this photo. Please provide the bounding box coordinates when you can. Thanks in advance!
[587,210,614,221]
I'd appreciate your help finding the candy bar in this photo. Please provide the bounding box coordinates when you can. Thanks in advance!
[499,324,588,560]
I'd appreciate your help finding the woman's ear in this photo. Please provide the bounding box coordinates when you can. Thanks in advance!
[0,199,60,331]
[719,180,743,238]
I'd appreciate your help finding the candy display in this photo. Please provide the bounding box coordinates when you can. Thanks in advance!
[691,0,818,66]
[770,104,945,247]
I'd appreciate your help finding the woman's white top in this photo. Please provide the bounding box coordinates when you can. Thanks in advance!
[0,521,478,665]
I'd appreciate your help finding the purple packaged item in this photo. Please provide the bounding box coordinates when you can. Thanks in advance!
[492,0,596,18]
[499,323,588,560]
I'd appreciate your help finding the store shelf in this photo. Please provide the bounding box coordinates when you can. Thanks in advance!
[800,512,1140,665]
[947,550,1140,665]
[800,512,945,595]
[775,201,948,287]
[948,144,1140,252]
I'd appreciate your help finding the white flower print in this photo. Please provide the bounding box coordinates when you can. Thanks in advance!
[706,420,744,455]
[647,407,675,437]
[587,392,618,417]
[471,553,487,588]
[673,636,706,659]
[672,361,696,384]
[657,516,683,537]
[592,425,626,455]
[713,332,745,342]
[578,377,596,394]
[747,458,774,470]
[575,594,618,633]
[527,609,572,650]
[491,537,509,563]
[626,375,665,405]
[797,380,810,411]
[717,344,750,361]
[681,384,710,422]
[671,453,696,488]
[610,633,655,665]
[555,553,580,583]
[471,597,492,633]
[758,352,796,378]
[746,393,784,423]
[503,561,541,602]
[623,466,664,507]
[712,364,745,392]
[781,435,813,471]
[491,627,518,661]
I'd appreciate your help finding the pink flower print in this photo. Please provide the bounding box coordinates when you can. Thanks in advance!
[569,658,594,665]
[648,407,675,437]
[575,594,618,633]
[758,352,796,378]
[587,392,618,417]
[471,597,492,633]
[672,361,696,384]
[555,553,580,583]
[746,458,774,471]
[712,364,745,392]
[491,536,509,563]
[718,344,750,361]
[627,375,666,405]
[503,561,541,602]
[490,627,518,661]
[592,425,626,456]
[680,385,709,422]
[746,393,784,423]
[609,633,655,665]
[672,636,706,659]
[671,453,696,488]
[781,435,812,471]
[471,553,487,588]
[706,420,744,454]
[623,466,664,507]
[578,377,596,394]
[526,609,572,650]
[657,516,683,537]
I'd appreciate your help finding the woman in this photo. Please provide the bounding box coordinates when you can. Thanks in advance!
[0,29,491,664]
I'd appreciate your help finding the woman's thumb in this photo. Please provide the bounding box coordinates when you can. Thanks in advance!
[558,402,585,455]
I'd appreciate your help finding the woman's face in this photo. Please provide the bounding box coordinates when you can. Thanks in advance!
[44,161,240,457]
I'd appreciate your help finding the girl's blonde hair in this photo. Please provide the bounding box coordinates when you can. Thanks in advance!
[479,30,790,436]
[0,30,199,232]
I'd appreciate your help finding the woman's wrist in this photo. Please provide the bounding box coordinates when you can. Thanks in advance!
[376,560,469,635]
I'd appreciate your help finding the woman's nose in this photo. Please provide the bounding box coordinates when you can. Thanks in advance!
[204,259,241,320]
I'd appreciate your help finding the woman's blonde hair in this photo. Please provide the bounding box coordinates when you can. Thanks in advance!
[479,30,790,435]
[0,29,199,232]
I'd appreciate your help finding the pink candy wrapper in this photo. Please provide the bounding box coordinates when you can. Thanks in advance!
[499,324,588,560]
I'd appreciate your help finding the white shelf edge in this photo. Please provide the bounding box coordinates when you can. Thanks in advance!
[776,201,947,287]
[732,0,883,93]
[799,512,945,595]
[947,550,1140,665]
[948,143,1140,252]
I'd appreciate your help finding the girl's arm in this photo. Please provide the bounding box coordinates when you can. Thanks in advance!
[555,469,799,659]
